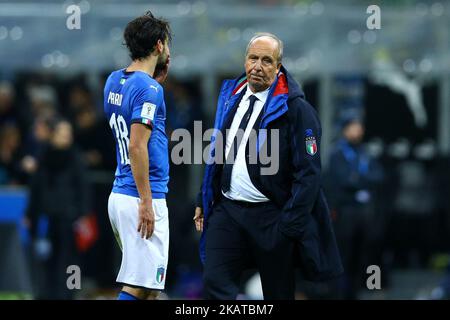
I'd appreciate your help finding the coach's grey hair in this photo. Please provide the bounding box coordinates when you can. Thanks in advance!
[245,32,283,64]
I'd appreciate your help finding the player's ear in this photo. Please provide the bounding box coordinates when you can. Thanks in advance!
[155,39,163,54]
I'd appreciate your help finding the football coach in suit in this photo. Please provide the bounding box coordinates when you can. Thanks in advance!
[194,33,343,300]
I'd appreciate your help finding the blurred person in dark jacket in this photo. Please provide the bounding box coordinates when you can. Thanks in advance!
[73,104,116,287]
[17,85,58,184]
[26,118,89,299]
[0,81,17,126]
[325,115,384,299]
[0,122,24,185]
[65,84,94,125]
[74,105,115,170]
[19,111,56,184]
[23,85,58,134]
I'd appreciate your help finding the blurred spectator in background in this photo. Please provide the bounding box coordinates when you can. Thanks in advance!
[165,80,202,134]
[73,102,116,288]
[0,81,25,185]
[0,122,23,185]
[23,85,58,132]
[0,81,17,126]
[19,112,56,184]
[325,114,384,299]
[65,84,94,124]
[14,84,59,184]
[26,118,89,299]
[163,79,204,295]
[74,104,115,170]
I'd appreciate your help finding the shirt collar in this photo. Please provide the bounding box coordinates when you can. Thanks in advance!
[243,84,270,103]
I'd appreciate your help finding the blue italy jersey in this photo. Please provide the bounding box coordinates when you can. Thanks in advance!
[103,69,169,199]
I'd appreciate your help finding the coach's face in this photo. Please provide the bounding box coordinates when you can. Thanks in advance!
[245,37,281,93]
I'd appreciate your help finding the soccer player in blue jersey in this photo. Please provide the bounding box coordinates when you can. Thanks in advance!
[103,11,171,300]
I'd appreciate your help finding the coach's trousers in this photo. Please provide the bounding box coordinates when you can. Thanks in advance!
[203,196,295,300]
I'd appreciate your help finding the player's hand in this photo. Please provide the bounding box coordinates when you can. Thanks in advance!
[138,199,155,239]
[154,56,170,84]
[193,207,204,232]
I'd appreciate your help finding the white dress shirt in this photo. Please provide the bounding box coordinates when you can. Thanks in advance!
[222,84,270,202]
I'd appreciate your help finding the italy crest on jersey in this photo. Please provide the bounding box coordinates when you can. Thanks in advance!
[305,129,317,156]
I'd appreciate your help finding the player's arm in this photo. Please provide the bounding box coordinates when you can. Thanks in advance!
[129,122,154,239]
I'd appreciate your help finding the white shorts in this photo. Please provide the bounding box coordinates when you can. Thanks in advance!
[108,192,169,290]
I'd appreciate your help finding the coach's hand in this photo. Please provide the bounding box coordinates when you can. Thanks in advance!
[138,200,155,239]
[193,207,204,232]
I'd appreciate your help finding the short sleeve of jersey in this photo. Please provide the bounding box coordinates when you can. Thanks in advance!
[130,83,162,129]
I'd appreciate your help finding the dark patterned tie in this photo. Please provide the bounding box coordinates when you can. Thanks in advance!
[221,95,258,193]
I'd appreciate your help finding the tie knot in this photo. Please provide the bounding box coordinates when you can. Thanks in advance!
[249,95,258,105]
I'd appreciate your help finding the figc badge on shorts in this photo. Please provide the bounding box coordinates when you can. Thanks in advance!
[156,266,165,284]
[305,129,317,156]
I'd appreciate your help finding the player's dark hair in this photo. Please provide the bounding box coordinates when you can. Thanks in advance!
[124,11,172,61]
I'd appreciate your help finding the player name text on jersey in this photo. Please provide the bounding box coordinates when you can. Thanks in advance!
[107,91,123,106]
